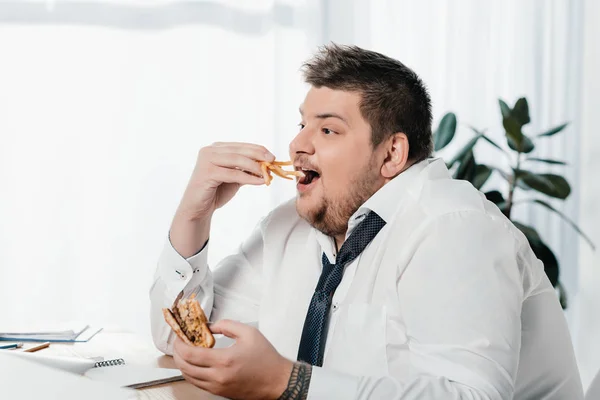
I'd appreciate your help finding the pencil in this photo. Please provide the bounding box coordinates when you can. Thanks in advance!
[0,343,23,350]
[23,342,50,353]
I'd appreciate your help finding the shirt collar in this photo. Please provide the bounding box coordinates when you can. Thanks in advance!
[313,158,440,259]
[349,158,431,228]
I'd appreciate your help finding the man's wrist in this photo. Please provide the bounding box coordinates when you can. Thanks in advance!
[169,211,212,258]
[276,361,312,400]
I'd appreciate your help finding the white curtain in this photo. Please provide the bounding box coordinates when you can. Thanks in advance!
[1,0,595,388]
[575,0,600,389]
[0,0,323,333]
[325,0,585,315]
[330,0,591,384]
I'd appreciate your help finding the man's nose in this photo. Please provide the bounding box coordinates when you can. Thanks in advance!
[289,126,315,158]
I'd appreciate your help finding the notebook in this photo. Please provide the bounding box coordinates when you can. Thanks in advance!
[6,352,184,388]
[0,352,135,400]
[85,360,184,389]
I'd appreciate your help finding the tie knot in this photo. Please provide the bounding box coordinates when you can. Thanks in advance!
[317,211,386,294]
[337,211,386,265]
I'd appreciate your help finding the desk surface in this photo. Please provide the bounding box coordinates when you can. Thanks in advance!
[39,330,222,400]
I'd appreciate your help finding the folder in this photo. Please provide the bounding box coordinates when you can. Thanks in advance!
[0,323,102,342]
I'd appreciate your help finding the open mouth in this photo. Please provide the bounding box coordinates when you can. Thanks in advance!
[297,168,320,186]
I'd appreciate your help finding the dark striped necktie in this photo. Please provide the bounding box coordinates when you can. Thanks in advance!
[297,211,386,366]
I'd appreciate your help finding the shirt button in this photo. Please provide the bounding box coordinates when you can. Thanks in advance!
[332,303,339,311]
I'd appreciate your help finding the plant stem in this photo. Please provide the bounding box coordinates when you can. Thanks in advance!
[505,153,521,219]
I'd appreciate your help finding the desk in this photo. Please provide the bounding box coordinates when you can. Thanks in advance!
[38,329,222,400]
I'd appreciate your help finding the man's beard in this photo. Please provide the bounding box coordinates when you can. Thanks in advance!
[297,160,382,238]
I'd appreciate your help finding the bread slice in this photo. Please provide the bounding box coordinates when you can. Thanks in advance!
[162,308,194,345]
[162,294,215,348]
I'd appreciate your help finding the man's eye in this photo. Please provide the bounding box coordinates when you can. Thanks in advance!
[298,123,305,131]
[322,128,334,135]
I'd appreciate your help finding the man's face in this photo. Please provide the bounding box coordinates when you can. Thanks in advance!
[290,86,385,238]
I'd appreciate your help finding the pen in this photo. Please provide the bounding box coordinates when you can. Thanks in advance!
[23,342,50,353]
[0,343,23,350]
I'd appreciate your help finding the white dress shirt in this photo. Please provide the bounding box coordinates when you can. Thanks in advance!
[150,159,583,400]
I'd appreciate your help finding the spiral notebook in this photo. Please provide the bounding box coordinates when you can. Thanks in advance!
[7,352,184,389]
[0,352,135,400]
[85,358,184,389]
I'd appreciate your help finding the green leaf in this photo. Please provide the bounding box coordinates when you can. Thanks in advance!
[498,99,511,119]
[557,282,568,309]
[503,115,528,153]
[454,150,477,182]
[472,164,492,189]
[525,157,567,166]
[434,113,457,151]
[518,171,571,199]
[448,135,482,167]
[484,190,505,206]
[528,199,595,249]
[503,115,522,141]
[512,97,531,126]
[481,134,507,154]
[512,221,542,244]
[538,122,569,137]
[501,97,534,153]
[507,132,535,154]
[530,239,559,287]
[495,167,530,191]
[468,126,510,156]
[512,221,559,287]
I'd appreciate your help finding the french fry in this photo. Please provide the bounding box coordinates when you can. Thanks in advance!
[284,170,305,177]
[270,164,294,180]
[260,162,270,185]
[259,160,304,185]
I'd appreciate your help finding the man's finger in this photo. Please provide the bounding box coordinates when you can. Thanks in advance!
[210,319,252,339]
[174,338,221,367]
[174,349,214,378]
[211,167,266,186]
[174,337,234,367]
[212,144,275,162]
[209,153,265,177]
[181,372,219,394]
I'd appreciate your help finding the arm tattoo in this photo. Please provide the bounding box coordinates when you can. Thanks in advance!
[278,362,312,400]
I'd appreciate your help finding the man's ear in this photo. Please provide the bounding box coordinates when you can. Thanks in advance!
[380,132,410,179]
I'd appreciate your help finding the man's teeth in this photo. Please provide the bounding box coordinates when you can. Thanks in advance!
[297,167,319,184]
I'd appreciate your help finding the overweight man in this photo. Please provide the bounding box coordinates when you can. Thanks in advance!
[150,44,583,400]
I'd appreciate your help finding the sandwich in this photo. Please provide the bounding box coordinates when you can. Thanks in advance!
[162,294,215,348]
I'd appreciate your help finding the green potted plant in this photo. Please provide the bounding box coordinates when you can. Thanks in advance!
[433,98,595,308]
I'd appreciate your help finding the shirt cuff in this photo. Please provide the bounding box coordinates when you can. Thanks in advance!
[158,236,210,300]
[184,239,210,291]
[185,238,209,259]
[308,367,359,400]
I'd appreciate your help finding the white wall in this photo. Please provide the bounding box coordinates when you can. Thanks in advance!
[574,0,600,390]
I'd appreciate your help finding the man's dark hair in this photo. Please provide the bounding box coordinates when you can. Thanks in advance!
[301,43,433,162]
